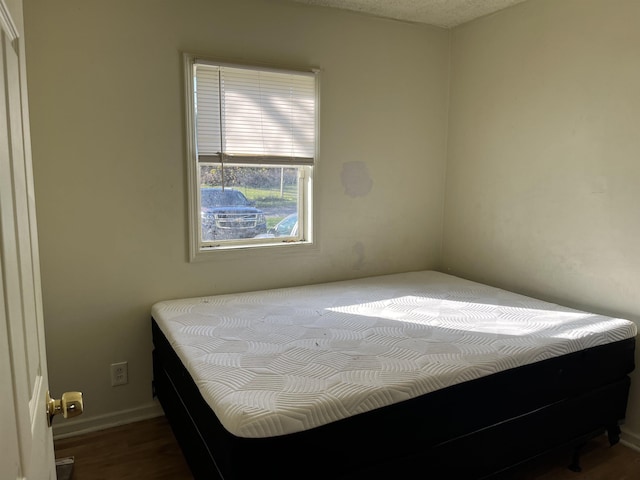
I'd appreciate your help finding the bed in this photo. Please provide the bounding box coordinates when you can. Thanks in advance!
[151,270,637,479]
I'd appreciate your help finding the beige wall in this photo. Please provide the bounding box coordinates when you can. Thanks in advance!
[23,0,450,430]
[444,0,640,441]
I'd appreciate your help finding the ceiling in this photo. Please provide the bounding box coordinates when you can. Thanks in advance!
[288,0,529,28]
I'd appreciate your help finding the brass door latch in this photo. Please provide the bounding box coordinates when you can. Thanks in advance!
[46,391,83,427]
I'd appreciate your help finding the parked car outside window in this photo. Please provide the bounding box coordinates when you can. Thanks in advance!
[201,188,267,241]
[271,213,298,237]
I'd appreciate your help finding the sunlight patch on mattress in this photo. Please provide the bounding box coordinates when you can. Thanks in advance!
[326,295,600,337]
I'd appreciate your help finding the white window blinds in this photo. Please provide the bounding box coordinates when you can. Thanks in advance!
[195,62,317,165]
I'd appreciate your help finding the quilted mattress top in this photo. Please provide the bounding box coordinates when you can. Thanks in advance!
[152,271,637,438]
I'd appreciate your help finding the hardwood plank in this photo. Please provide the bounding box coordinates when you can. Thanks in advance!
[54,416,192,480]
[502,435,640,480]
[55,416,640,479]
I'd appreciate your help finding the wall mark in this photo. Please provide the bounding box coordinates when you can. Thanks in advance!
[352,241,365,270]
[341,161,373,198]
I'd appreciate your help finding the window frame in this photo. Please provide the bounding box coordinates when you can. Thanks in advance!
[183,54,319,261]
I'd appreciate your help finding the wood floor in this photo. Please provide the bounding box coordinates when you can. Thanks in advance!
[54,416,192,480]
[54,416,640,479]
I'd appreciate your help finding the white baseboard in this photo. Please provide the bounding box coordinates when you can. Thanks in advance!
[621,427,640,452]
[52,401,165,440]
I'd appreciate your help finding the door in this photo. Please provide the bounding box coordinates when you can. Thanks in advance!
[0,0,56,478]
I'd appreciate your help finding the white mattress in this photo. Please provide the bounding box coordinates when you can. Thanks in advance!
[152,270,637,438]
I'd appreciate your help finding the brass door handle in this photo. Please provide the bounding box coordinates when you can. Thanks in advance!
[46,390,83,427]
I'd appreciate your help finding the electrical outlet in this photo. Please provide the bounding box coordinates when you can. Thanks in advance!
[110,361,128,386]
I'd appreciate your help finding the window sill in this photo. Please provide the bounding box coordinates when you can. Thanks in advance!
[189,239,315,263]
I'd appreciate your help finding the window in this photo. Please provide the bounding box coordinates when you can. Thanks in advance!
[184,55,318,257]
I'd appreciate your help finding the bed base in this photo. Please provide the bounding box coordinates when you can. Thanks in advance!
[152,320,634,479]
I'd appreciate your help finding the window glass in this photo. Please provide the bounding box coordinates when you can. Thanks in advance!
[199,164,300,243]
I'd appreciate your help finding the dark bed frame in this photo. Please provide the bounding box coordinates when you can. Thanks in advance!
[152,319,635,479]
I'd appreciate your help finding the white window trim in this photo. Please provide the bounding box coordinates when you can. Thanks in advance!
[183,53,320,261]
